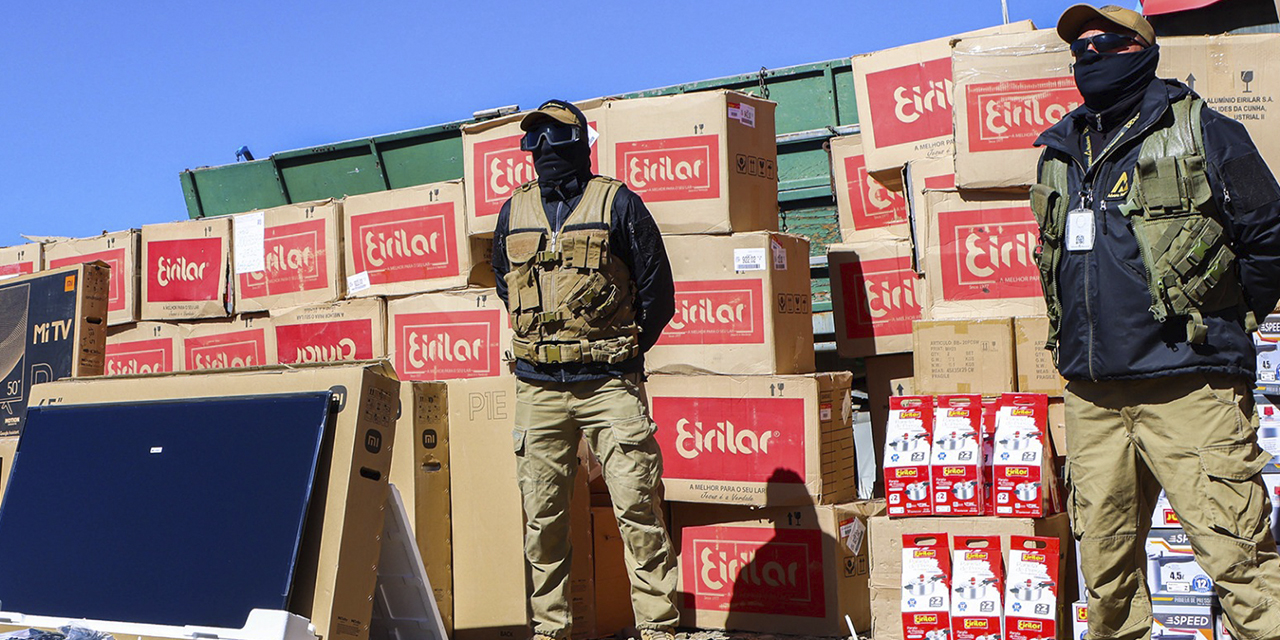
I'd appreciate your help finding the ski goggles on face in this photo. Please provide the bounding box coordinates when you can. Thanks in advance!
[1070,32,1142,57]
[519,121,581,151]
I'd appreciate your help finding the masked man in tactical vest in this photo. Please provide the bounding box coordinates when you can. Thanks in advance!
[491,100,678,640]
[1032,5,1280,639]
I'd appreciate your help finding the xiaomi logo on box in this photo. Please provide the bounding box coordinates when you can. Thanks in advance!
[349,204,460,284]
[239,219,328,298]
[939,207,1039,300]
[277,319,376,365]
[652,395,805,483]
[105,338,173,376]
[682,526,825,618]
[616,135,720,202]
[471,124,600,218]
[659,279,764,345]
[844,154,907,230]
[966,77,1080,152]
[146,238,222,302]
[865,57,955,147]
[839,255,921,340]
[394,309,502,380]
[186,329,267,370]
[50,248,127,313]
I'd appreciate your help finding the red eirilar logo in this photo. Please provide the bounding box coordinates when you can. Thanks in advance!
[276,318,375,365]
[0,262,34,278]
[939,206,1040,300]
[50,248,127,312]
[350,203,459,285]
[105,338,173,375]
[239,219,328,298]
[652,395,805,483]
[657,279,764,346]
[471,124,600,218]
[865,57,955,147]
[616,134,720,202]
[146,237,223,302]
[844,154,907,229]
[966,77,1081,152]
[681,526,825,618]
[185,329,266,370]
[394,309,501,380]
[839,255,921,340]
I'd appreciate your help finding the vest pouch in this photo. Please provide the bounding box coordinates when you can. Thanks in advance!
[562,272,620,323]
[505,231,544,268]
[1133,155,1210,216]
[1030,183,1066,348]
[560,232,609,271]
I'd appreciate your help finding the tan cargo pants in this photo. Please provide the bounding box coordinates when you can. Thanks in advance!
[1066,372,1280,640]
[514,373,679,639]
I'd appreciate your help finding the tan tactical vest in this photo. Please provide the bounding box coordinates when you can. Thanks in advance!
[504,177,641,365]
[1032,94,1251,350]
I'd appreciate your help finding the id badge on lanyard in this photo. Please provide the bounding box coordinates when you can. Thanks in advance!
[1066,208,1094,252]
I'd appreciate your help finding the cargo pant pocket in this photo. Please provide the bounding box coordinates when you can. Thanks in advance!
[513,428,527,456]
[1064,459,1084,540]
[610,414,657,446]
[1198,442,1271,540]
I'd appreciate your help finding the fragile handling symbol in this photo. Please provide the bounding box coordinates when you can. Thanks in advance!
[844,557,856,576]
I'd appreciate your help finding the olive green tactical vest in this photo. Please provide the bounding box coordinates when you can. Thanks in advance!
[504,177,641,365]
[1032,94,1249,351]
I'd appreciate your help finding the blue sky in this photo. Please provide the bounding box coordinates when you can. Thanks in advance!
[0,0,1072,246]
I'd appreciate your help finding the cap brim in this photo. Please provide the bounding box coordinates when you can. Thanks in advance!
[1057,3,1109,43]
[519,110,577,132]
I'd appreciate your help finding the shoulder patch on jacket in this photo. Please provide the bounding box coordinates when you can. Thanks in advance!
[1223,152,1280,212]
[1106,170,1131,200]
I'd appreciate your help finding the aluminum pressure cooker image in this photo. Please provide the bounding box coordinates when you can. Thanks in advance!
[903,573,945,596]
[951,480,979,501]
[905,481,931,502]
[1007,578,1055,602]
[1014,482,1041,502]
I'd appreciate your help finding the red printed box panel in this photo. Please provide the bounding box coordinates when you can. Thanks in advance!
[471,123,600,218]
[393,308,503,380]
[938,206,1039,300]
[146,238,224,302]
[658,279,765,346]
[681,525,826,618]
[844,154,907,229]
[276,318,377,365]
[349,203,460,284]
[966,77,1081,152]
[50,248,127,312]
[239,219,330,298]
[185,329,268,370]
[865,57,955,147]
[839,255,921,340]
[105,338,175,376]
[652,395,806,484]
[615,134,721,203]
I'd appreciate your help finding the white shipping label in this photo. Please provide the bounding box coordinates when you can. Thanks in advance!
[728,101,756,128]
[734,248,767,271]
[347,271,371,293]
[1066,209,1094,252]
[771,239,787,270]
[841,518,866,554]
[233,211,266,274]
[587,124,599,148]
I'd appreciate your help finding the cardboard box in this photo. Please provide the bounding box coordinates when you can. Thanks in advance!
[0,263,109,437]
[850,21,1034,175]
[1004,536,1061,640]
[233,200,343,313]
[901,532,951,640]
[141,218,231,321]
[674,500,884,635]
[885,396,935,517]
[606,90,778,235]
[272,298,387,366]
[105,322,185,375]
[912,318,1016,395]
[866,354,916,495]
[1073,601,1088,640]
[931,395,984,516]
[0,436,15,504]
[386,287,512,381]
[343,181,492,298]
[1160,34,1280,176]
[446,375,527,640]
[0,243,42,280]
[1146,527,1216,607]
[44,230,141,326]
[569,454,595,640]
[1048,397,1066,458]
[829,239,925,359]
[391,381,453,635]
[993,393,1060,518]
[181,315,277,371]
[647,372,857,506]
[1152,603,1216,639]
[1014,316,1066,396]
[950,535,1003,640]
[592,505,634,636]
[829,134,910,242]
[649,232,813,375]
[951,30,1081,189]
[1256,313,1280,394]
[919,189,1045,319]
[462,99,606,236]
[867,513,1074,640]
[25,363,401,640]
[0,610,318,640]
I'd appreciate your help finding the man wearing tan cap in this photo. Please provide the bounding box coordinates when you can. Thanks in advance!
[1032,5,1280,639]
[491,99,678,640]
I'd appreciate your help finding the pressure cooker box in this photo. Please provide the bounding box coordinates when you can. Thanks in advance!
[44,229,141,326]
[992,393,1061,518]
[900,532,951,640]
[929,394,983,516]
[950,535,1003,640]
[885,395,935,517]
[1003,536,1060,640]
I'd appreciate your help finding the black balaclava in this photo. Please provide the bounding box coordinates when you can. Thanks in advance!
[531,100,592,196]
[1073,44,1160,114]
